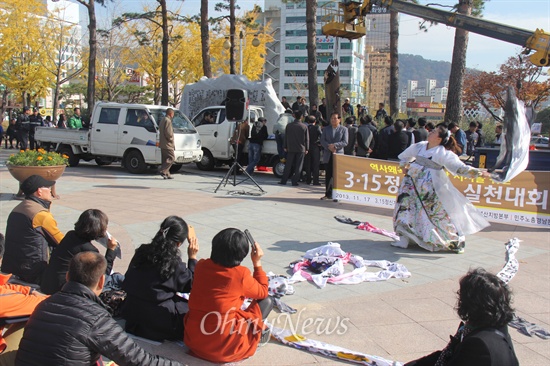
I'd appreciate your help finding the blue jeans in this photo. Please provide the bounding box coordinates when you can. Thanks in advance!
[246,143,262,174]
[275,133,286,160]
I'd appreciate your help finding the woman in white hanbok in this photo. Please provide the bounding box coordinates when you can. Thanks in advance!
[393,124,491,253]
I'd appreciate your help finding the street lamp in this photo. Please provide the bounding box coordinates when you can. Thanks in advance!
[224,31,260,75]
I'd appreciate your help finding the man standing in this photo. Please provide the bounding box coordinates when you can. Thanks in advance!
[342,98,354,118]
[343,116,358,156]
[67,108,82,129]
[374,116,394,160]
[281,96,290,110]
[320,112,348,200]
[291,96,302,112]
[246,117,268,175]
[15,252,184,366]
[476,121,486,147]
[415,117,429,142]
[465,121,479,156]
[279,110,309,186]
[28,108,43,150]
[310,103,326,126]
[356,116,374,157]
[318,98,328,122]
[303,115,322,185]
[495,124,503,144]
[16,106,31,150]
[159,108,175,179]
[375,102,387,121]
[449,122,467,156]
[2,175,64,284]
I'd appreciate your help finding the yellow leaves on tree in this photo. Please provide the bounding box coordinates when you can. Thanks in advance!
[0,0,55,104]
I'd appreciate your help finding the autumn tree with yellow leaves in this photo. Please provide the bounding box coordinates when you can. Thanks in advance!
[0,0,54,114]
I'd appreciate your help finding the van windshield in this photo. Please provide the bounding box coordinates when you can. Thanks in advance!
[149,109,197,133]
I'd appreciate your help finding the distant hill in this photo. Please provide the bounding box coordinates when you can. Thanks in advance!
[398,54,451,91]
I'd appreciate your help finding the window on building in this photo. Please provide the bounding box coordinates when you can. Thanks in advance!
[340,43,351,49]
[340,56,351,63]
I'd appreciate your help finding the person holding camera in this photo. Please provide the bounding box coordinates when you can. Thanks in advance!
[40,209,120,295]
[245,117,268,175]
[121,216,198,341]
[184,228,272,363]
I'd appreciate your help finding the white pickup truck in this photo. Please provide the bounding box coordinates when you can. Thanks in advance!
[35,102,202,174]
[190,106,291,177]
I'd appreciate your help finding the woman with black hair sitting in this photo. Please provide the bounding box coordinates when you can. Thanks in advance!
[406,268,519,366]
[41,209,120,295]
[121,216,198,341]
[184,228,273,363]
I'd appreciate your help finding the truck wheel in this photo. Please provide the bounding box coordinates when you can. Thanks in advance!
[95,157,112,166]
[272,159,285,178]
[60,147,80,167]
[196,150,215,171]
[124,150,146,174]
[169,164,183,173]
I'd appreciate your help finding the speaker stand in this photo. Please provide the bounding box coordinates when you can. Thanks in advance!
[214,160,266,194]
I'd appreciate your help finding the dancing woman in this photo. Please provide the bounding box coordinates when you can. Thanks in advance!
[393,124,490,253]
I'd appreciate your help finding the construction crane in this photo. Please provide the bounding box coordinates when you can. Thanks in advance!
[321,0,550,67]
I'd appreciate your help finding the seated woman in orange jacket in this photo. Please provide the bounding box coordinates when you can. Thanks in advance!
[184,228,273,363]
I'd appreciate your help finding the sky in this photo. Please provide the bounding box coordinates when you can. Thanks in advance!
[87,0,550,73]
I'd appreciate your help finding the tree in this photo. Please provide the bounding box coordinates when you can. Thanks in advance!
[463,55,550,121]
[0,0,52,111]
[42,6,85,120]
[75,0,113,111]
[389,10,399,116]
[535,107,550,134]
[201,0,212,78]
[306,0,318,108]
[444,0,485,123]
[114,1,184,105]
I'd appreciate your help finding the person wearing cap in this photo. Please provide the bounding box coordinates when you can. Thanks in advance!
[67,107,83,129]
[29,108,44,150]
[2,175,64,285]
[245,117,268,175]
[16,107,32,150]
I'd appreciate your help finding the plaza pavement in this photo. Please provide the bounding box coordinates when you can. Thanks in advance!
[1,150,548,365]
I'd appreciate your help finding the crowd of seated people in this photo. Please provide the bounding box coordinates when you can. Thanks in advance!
[0,174,518,365]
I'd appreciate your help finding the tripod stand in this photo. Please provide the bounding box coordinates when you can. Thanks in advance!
[214,121,265,193]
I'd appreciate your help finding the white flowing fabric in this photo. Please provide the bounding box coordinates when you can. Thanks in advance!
[398,142,490,236]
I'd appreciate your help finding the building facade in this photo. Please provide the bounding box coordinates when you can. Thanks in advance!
[263,0,366,106]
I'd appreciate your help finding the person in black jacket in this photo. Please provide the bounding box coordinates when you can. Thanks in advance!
[372,116,393,159]
[15,251,183,366]
[121,216,199,341]
[303,115,322,185]
[41,209,120,295]
[245,117,268,175]
[388,120,409,159]
[406,268,519,366]
[279,110,309,186]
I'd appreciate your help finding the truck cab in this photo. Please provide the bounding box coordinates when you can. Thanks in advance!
[191,105,264,170]
[89,103,202,173]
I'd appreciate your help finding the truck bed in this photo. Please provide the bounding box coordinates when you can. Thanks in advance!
[35,127,89,146]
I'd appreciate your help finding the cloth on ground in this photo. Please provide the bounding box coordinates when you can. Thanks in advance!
[496,238,520,284]
[267,273,296,314]
[495,238,550,340]
[271,326,402,366]
[289,242,410,288]
[334,215,399,241]
[509,315,550,340]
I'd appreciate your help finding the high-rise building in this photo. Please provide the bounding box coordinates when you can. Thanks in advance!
[425,79,437,96]
[263,0,366,106]
[363,5,391,111]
